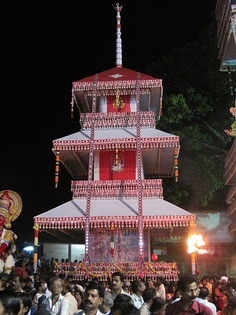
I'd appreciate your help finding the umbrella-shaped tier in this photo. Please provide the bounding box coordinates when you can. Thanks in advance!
[71,67,162,117]
[216,2,236,71]
[34,198,195,230]
[53,128,179,179]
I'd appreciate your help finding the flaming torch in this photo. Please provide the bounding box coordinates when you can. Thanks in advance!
[187,234,207,275]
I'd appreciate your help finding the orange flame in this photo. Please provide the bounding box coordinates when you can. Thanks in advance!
[187,234,207,254]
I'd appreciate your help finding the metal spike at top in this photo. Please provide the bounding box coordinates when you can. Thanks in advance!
[113,3,123,68]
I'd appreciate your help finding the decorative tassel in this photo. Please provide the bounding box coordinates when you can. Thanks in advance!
[227,66,234,96]
[55,151,60,188]
[110,224,114,258]
[71,93,74,118]
[174,147,179,182]
[115,145,119,172]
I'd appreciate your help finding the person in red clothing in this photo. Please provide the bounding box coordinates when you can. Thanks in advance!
[165,275,213,315]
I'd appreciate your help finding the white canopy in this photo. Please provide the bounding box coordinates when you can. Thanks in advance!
[34,198,195,229]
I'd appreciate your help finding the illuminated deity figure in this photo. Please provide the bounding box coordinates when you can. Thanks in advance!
[225,105,236,137]
[0,190,22,273]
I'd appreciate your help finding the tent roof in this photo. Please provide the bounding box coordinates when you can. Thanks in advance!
[53,128,179,179]
[71,67,162,116]
[72,67,162,88]
[34,198,195,229]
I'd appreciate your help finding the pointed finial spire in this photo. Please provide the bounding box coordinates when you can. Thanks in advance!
[113,3,123,67]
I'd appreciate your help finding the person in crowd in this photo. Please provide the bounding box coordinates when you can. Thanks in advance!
[74,282,104,315]
[33,281,47,311]
[223,282,236,315]
[0,291,21,315]
[197,287,217,315]
[139,287,157,315]
[131,279,145,309]
[221,277,229,284]
[74,289,83,310]
[110,302,139,315]
[156,277,166,301]
[11,276,24,293]
[17,292,34,315]
[113,293,134,305]
[171,289,181,303]
[23,278,34,295]
[41,276,69,315]
[166,285,177,303]
[217,286,228,311]
[33,274,40,284]
[215,280,223,310]
[199,276,213,300]
[99,291,114,315]
[40,278,52,299]
[4,245,15,276]
[122,280,131,294]
[165,275,213,315]
[3,279,11,291]
[150,297,167,315]
[146,278,156,289]
[63,285,78,315]
[110,272,129,299]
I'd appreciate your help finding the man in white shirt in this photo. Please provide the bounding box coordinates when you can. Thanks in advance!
[42,277,69,315]
[63,285,78,315]
[131,280,145,309]
[110,272,130,300]
[74,282,104,315]
[197,287,217,315]
[139,287,157,315]
[156,277,166,301]
[34,281,47,310]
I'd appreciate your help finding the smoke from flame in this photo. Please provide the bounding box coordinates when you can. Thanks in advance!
[187,234,207,254]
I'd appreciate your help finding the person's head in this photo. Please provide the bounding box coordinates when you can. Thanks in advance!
[83,282,104,312]
[11,276,24,293]
[221,276,229,283]
[62,284,73,296]
[131,280,145,295]
[99,291,113,314]
[122,280,131,293]
[199,287,209,300]
[66,275,74,283]
[23,278,33,293]
[156,277,165,287]
[110,303,139,315]
[177,276,199,303]
[142,287,157,303]
[34,273,40,282]
[172,289,181,300]
[150,297,167,315]
[114,294,133,305]
[146,277,155,288]
[49,277,64,296]
[17,293,32,315]
[0,291,21,315]
[226,282,236,305]
[111,272,125,293]
[74,289,83,302]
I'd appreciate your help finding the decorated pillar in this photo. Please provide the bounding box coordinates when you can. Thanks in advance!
[33,222,39,273]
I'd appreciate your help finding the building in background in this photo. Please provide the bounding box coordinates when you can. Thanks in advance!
[216,0,236,277]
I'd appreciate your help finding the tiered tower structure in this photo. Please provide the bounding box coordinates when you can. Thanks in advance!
[34,4,195,280]
[216,0,236,235]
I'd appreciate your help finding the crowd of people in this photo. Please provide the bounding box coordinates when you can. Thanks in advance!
[0,271,235,315]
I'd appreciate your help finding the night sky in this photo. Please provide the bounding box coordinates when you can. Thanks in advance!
[1,0,216,243]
